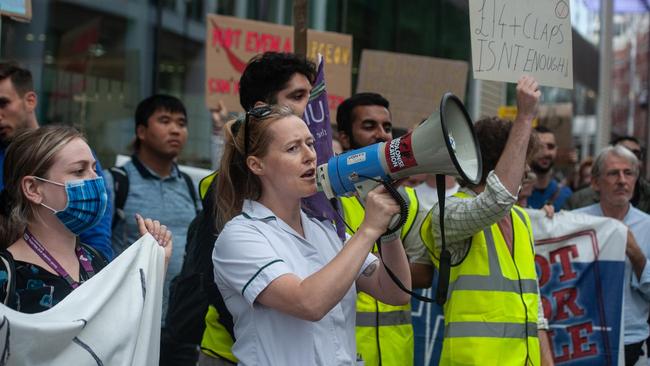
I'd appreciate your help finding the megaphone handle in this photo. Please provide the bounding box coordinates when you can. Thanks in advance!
[354,178,407,235]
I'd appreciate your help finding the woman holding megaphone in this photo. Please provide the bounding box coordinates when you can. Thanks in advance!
[212,105,411,365]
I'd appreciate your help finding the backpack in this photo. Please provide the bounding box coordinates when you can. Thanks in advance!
[109,165,199,230]
[162,173,234,350]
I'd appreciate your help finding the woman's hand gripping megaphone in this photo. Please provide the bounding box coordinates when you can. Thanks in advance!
[353,178,409,241]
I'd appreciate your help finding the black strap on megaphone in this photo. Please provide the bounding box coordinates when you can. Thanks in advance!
[434,174,451,305]
[343,175,450,304]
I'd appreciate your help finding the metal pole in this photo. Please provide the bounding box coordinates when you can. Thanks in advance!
[596,0,613,151]
[294,0,308,56]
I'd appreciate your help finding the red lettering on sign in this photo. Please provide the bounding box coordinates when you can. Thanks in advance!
[548,329,570,363]
[245,31,257,52]
[244,32,290,53]
[550,245,578,282]
[283,38,293,52]
[552,287,584,321]
[567,322,597,359]
[540,295,552,321]
[549,322,598,362]
[211,26,242,49]
[535,254,550,287]
[208,78,233,94]
[328,95,345,110]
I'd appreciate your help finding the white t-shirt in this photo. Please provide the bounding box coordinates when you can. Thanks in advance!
[213,200,377,366]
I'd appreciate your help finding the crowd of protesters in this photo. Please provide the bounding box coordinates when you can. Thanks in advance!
[0,51,650,366]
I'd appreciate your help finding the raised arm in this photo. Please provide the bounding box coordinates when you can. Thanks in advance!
[495,75,540,195]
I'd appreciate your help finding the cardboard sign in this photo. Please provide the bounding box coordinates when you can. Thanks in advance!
[205,14,352,118]
[356,50,468,129]
[469,0,573,89]
[0,0,31,22]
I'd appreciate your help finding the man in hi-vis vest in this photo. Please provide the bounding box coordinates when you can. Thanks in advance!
[336,93,434,366]
[420,76,554,365]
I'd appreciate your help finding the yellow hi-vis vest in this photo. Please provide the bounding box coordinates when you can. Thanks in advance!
[196,172,238,363]
[340,186,418,366]
[420,191,540,366]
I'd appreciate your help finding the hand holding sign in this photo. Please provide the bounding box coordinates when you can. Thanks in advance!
[469,0,573,89]
[515,75,541,121]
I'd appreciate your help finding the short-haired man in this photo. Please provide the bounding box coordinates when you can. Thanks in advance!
[197,52,317,366]
[528,125,573,211]
[565,136,650,214]
[421,76,554,365]
[0,62,113,260]
[573,145,650,365]
[336,92,432,366]
[106,94,199,321]
[239,51,315,116]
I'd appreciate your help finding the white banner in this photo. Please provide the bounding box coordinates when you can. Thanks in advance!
[0,234,165,365]
[527,209,626,365]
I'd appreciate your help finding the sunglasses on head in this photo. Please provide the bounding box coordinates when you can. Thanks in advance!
[244,105,273,156]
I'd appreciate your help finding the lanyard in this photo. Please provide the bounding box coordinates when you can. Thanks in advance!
[23,229,95,289]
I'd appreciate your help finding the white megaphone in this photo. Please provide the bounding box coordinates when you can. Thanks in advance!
[317,93,482,198]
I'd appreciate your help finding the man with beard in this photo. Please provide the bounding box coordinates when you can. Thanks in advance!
[528,125,573,211]
[336,92,432,366]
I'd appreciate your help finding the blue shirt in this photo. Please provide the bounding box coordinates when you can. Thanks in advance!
[105,156,200,320]
[0,145,114,261]
[574,203,650,344]
[528,179,573,212]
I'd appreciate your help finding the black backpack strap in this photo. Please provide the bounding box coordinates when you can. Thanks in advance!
[109,166,129,230]
[180,171,200,213]
[79,242,109,271]
[0,251,16,306]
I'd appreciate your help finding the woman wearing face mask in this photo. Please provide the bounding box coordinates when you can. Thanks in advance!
[0,126,172,313]
[212,105,411,365]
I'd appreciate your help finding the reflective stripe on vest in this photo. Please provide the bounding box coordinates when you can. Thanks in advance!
[449,226,538,295]
[446,321,538,338]
[426,192,540,365]
[342,187,418,366]
[356,309,412,327]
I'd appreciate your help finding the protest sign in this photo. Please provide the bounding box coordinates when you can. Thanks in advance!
[528,209,626,365]
[205,14,352,119]
[412,209,626,366]
[469,0,573,89]
[300,55,345,239]
[356,50,468,129]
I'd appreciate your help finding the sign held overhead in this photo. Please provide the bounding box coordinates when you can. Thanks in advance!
[469,0,573,89]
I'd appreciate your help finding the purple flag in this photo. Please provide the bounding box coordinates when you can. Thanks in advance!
[301,55,347,240]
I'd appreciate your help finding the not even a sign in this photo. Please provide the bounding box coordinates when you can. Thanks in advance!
[205,14,352,119]
[469,0,573,89]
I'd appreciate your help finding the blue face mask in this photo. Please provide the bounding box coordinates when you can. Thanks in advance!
[35,176,108,235]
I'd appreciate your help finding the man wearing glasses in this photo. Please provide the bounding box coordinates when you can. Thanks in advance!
[573,145,650,365]
[565,136,650,214]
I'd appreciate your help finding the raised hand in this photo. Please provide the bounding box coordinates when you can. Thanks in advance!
[136,213,173,264]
